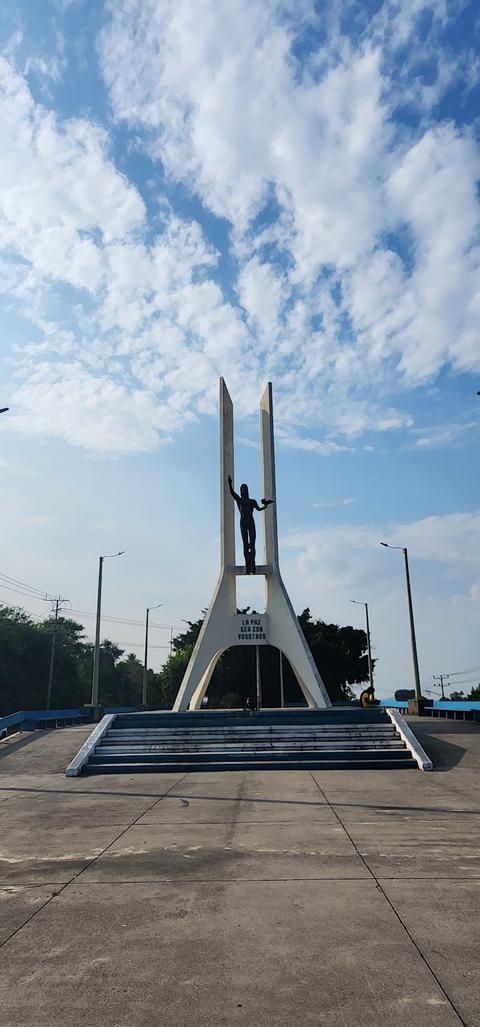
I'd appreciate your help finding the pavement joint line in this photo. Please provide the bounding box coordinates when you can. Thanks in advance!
[309,772,469,1027]
[121,819,334,826]
[65,877,376,885]
[68,875,480,884]
[0,772,189,953]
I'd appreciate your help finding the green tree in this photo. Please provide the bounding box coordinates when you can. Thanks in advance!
[297,610,370,702]
[114,652,144,706]
[152,607,371,708]
[0,606,50,714]
[0,602,374,714]
[38,616,90,709]
[151,646,194,708]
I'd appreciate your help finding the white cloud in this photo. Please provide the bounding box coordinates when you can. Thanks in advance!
[10,363,180,453]
[413,419,480,450]
[287,511,480,567]
[96,1,480,423]
[280,509,480,696]
[276,425,353,455]
[1,1,480,454]
[0,57,144,289]
[313,498,356,508]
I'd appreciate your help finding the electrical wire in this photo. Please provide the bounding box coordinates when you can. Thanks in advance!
[0,597,179,639]
[69,608,181,630]
[446,665,480,678]
[0,582,53,601]
[0,571,57,600]
[84,638,170,649]
[442,678,479,688]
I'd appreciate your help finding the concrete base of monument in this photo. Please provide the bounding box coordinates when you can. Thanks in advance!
[65,706,431,775]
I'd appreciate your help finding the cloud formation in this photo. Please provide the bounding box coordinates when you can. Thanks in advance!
[1,1,479,453]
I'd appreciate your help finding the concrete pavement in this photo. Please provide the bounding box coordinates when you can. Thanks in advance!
[0,719,479,1025]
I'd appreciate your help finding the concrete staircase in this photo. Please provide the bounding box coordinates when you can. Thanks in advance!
[82,708,418,773]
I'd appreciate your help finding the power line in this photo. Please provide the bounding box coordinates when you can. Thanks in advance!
[444,677,479,688]
[0,583,182,631]
[0,598,180,638]
[84,637,170,649]
[0,582,54,601]
[446,665,480,678]
[69,607,180,629]
[0,571,57,600]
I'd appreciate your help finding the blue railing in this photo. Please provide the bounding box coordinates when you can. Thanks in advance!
[0,708,89,736]
[429,700,480,711]
[380,698,480,721]
[0,705,141,738]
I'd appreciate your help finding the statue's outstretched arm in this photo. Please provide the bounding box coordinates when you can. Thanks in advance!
[227,475,240,501]
[255,499,274,511]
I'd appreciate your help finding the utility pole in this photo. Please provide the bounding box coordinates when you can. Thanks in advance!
[403,547,422,704]
[142,607,150,707]
[279,650,285,708]
[142,603,163,707]
[364,604,373,689]
[46,596,69,710]
[351,600,374,690]
[91,558,104,708]
[256,645,262,710]
[433,673,449,699]
[91,551,125,708]
[380,543,422,707]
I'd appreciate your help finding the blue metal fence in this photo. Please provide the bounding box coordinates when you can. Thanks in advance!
[381,698,480,721]
[0,706,140,737]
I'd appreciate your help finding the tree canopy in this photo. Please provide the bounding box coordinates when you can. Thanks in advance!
[1,602,376,714]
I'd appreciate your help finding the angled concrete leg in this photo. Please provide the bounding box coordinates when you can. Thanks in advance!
[173,574,234,711]
[189,652,223,711]
[267,576,331,708]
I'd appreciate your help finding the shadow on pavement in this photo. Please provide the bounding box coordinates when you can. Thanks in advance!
[0,784,479,816]
[409,718,480,770]
[0,730,55,761]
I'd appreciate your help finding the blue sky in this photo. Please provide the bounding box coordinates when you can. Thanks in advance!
[0,0,479,698]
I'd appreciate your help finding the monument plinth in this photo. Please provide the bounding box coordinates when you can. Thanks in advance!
[172,379,331,711]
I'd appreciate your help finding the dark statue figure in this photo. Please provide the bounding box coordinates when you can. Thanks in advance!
[228,475,273,574]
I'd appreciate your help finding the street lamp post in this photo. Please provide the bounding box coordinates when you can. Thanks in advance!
[380,542,422,708]
[351,600,373,689]
[90,551,125,708]
[142,603,163,707]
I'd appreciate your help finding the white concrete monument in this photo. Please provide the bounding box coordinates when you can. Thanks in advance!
[173,379,331,711]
